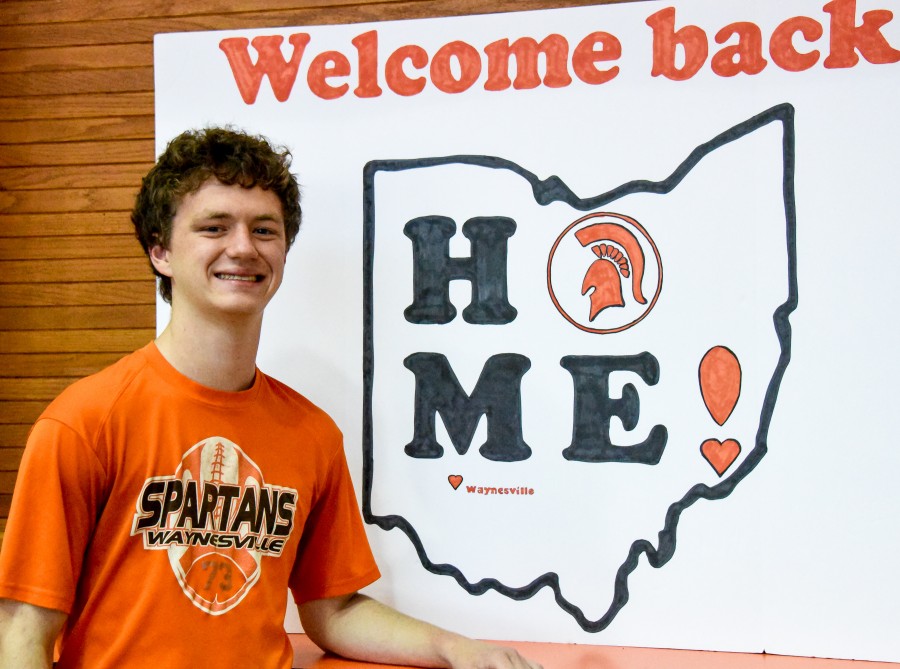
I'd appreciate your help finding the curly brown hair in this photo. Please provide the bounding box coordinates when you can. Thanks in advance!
[132,127,302,303]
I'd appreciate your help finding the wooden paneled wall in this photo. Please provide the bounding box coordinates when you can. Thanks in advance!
[0,0,632,543]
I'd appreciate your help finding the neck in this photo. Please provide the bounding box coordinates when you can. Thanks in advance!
[154,309,263,392]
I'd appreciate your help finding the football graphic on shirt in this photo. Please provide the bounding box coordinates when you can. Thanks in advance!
[131,435,298,615]
[167,437,265,615]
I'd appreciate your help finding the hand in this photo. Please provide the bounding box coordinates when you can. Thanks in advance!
[440,636,543,669]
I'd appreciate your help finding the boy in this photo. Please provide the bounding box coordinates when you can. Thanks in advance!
[0,128,540,669]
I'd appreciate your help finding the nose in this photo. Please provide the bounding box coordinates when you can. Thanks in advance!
[226,224,259,259]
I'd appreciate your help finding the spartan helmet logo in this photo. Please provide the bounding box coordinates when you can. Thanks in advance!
[548,212,662,334]
[578,222,648,321]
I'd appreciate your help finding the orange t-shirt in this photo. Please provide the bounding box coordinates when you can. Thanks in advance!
[0,343,380,668]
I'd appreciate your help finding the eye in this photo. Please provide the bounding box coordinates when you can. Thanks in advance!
[195,221,227,234]
[254,224,284,238]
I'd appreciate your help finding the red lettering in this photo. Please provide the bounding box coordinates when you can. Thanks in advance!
[385,45,429,96]
[770,16,823,72]
[430,41,481,94]
[219,5,900,104]
[483,35,572,91]
[646,7,708,81]
[307,50,351,100]
[823,0,900,68]
[219,34,310,104]
[712,22,768,76]
[353,30,383,98]
[572,31,621,85]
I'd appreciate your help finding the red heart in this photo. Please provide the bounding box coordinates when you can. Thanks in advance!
[448,474,463,490]
[700,439,741,476]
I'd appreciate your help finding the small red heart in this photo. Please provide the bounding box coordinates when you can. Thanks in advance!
[448,474,463,490]
[700,439,741,476]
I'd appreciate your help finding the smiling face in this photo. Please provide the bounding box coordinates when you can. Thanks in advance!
[149,178,287,323]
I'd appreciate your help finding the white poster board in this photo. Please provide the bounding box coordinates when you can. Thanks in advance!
[154,0,900,661]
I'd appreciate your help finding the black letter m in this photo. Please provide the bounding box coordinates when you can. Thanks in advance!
[404,352,531,462]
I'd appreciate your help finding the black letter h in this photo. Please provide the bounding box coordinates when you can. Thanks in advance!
[404,216,517,324]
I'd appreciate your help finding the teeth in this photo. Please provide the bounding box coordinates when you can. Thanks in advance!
[217,273,259,282]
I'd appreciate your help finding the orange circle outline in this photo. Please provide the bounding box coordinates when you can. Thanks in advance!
[546,211,663,334]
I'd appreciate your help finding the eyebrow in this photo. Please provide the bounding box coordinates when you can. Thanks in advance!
[200,211,284,223]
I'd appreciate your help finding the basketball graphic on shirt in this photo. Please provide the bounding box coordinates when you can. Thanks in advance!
[167,437,264,615]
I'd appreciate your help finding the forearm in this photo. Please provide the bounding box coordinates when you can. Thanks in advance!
[0,599,66,669]
[301,594,456,667]
[299,594,541,669]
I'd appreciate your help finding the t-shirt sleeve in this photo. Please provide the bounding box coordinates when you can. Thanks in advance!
[0,418,107,614]
[288,445,380,604]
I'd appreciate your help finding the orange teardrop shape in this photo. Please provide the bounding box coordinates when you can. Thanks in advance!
[699,346,741,426]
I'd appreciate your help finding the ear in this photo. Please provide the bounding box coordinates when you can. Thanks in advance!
[149,243,174,278]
